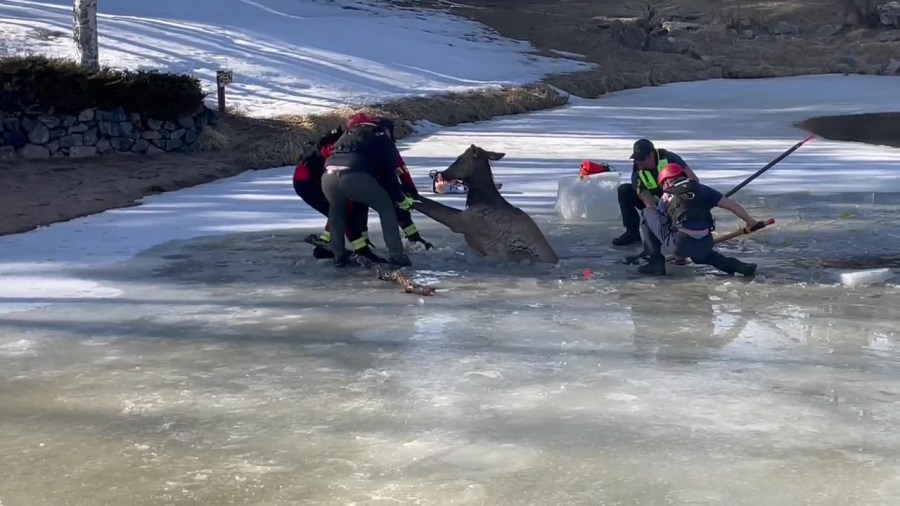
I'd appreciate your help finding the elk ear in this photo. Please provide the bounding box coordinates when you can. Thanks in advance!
[469,144,479,157]
[486,150,505,161]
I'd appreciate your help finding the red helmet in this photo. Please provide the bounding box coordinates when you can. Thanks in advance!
[346,112,378,130]
[657,163,686,186]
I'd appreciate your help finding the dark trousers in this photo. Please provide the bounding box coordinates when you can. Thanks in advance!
[641,216,744,275]
[321,170,404,258]
[617,183,645,232]
[293,179,368,241]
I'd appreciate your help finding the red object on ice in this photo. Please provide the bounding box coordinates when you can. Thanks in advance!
[579,160,610,178]
[581,268,593,279]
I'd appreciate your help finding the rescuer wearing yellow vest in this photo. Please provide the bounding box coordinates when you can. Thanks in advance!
[612,138,700,247]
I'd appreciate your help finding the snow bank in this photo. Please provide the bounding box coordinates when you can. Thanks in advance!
[0,0,589,117]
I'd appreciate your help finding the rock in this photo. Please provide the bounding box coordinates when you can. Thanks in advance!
[39,116,61,128]
[146,144,165,155]
[19,144,50,159]
[96,138,111,153]
[28,123,50,144]
[662,21,700,34]
[47,140,60,154]
[178,115,195,129]
[3,131,27,148]
[119,121,135,136]
[49,128,65,140]
[170,128,186,140]
[131,139,150,153]
[838,53,860,73]
[646,36,677,53]
[146,118,163,130]
[0,145,16,159]
[141,130,161,140]
[815,24,841,37]
[886,58,900,74]
[69,145,98,158]
[184,128,200,145]
[68,123,89,134]
[62,115,77,128]
[846,12,860,26]
[129,113,142,124]
[58,134,84,148]
[773,21,799,36]
[2,117,19,133]
[881,1,900,28]
[111,137,135,152]
[84,127,99,146]
[111,107,127,122]
[163,121,178,131]
[741,29,755,39]
[21,117,34,132]
[98,121,119,137]
[78,108,96,122]
[164,138,184,151]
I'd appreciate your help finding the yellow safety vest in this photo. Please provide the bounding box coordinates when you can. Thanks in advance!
[636,149,668,191]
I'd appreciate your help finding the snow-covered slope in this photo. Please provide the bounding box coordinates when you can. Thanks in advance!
[0,0,589,117]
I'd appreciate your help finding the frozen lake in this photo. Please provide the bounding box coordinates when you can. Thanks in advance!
[2,75,900,504]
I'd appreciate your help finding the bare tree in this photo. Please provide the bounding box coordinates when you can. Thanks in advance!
[73,0,99,72]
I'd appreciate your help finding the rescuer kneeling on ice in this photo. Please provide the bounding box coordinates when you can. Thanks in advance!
[636,163,762,278]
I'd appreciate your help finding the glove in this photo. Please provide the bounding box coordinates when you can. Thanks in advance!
[407,232,433,250]
[405,184,421,200]
[745,220,766,232]
[397,195,415,211]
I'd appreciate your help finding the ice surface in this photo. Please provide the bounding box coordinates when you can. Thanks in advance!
[0,0,588,117]
[555,172,623,222]
[3,76,900,503]
[840,268,896,287]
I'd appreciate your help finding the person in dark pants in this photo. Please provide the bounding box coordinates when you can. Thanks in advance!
[292,127,385,262]
[636,163,760,277]
[613,138,699,247]
[374,118,433,250]
[322,113,414,267]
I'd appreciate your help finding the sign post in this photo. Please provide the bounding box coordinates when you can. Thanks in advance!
[216,70,234,114]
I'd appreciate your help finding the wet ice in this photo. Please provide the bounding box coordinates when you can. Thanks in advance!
[2,189,900,504]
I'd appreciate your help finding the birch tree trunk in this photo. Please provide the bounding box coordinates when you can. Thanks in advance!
[73,0,99,72]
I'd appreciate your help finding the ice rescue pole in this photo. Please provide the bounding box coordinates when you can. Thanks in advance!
[724,134,816,197]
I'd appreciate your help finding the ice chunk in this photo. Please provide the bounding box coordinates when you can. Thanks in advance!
[555,172,622,222]
[839,268,895,287]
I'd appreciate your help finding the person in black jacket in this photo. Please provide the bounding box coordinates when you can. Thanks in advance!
[613,138,699,247]
[321,113,415,267]
[292,127,384,262]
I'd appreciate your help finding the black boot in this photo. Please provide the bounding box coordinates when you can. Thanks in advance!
[735,261,757,277]
[637,255,666,276]
[355,246,388,264]
[613,229,641,246]
[313,246,334,259]
[333,251,351,268]
[388,253,412,268]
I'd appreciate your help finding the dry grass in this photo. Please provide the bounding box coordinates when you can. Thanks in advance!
[206,84,566,169]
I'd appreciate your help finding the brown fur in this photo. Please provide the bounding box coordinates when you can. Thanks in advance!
[412,145,559,264]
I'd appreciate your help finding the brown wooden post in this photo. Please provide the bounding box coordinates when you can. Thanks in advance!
[216,70,233,114]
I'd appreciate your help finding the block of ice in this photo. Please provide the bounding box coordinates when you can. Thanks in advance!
[839,268,895,287]
[555,172,622,222]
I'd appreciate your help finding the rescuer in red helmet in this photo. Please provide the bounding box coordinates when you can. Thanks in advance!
[635,163,763,277]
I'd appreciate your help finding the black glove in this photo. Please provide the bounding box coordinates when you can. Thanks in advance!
[318,126,344,147]
[407,232,433,250]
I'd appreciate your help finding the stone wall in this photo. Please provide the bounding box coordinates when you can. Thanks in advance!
[0,106,215,160]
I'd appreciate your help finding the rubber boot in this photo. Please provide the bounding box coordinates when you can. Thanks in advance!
[355,245,388,264]
[735,260,757,277]
[613,229,641,246]
[333,251,351,268]
[637,254,666,276]
[388,253,412,268]
[313,246,334,259]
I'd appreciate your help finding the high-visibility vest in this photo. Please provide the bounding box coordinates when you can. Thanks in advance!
[636,149,669,191]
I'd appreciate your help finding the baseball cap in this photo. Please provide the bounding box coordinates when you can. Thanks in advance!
[629,138,655,160]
